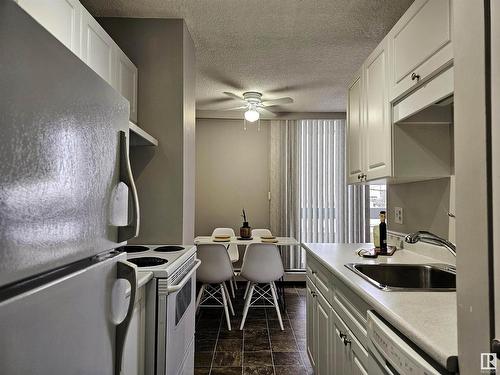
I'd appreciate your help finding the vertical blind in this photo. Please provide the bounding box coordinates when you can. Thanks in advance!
[270,119,369,270]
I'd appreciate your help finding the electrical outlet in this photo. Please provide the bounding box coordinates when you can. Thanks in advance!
[394,207,403,224]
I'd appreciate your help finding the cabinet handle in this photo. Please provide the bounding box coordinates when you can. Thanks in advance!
[343,337,352,346]
[411,72,421,81]
[339,332,347,340]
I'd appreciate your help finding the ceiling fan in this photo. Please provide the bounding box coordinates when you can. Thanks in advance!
[221,91,294,122]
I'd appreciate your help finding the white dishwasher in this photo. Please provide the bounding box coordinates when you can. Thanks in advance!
[367,311,445,375]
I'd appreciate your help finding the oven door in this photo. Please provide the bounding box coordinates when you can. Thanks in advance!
[156,259,200,375]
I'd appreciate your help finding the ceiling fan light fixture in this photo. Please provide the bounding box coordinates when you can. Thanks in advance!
[244,108,260,122]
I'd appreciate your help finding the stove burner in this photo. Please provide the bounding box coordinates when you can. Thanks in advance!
[128,257,168,267]
[154,245,185,253]
[121,245,150,253]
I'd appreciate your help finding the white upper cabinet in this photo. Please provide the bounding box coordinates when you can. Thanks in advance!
[116,49,138,124]
[347,72,364,184]
[364,39,391,181]
[388,0,453,101]
[17,0,81,56]
[346,0,454,184]
[81,7,116,87]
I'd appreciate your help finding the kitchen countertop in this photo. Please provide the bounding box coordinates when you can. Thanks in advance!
[303,242,458,372]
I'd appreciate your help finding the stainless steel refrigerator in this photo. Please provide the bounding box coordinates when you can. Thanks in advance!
[0,1,140,374]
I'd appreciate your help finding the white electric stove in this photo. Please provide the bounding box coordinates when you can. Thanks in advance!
[123,244,197,278]
[121,244,199,375]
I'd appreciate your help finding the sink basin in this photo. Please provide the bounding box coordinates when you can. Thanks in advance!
[345,263,456,291]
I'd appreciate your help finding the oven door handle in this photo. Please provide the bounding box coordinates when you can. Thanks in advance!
[166,259,201,293]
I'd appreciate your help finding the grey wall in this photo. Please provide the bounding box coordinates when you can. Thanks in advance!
[182,23,196,243]
[195,119,270,236]
[99,18,195,244]
[387,178,451,238]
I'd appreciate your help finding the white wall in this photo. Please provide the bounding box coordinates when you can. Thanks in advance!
[387,178,451,238]
[195,118,270,236]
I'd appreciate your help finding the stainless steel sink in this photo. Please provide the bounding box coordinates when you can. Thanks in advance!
[345,263,456,291]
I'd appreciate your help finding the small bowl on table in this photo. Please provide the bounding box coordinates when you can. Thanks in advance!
[213,235,230,242]
[261,235,278,243]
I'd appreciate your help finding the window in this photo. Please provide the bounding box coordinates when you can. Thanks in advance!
[369,184,387,242]
[270,119,371,270]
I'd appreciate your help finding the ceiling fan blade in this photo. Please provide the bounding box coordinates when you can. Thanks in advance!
[223,92,245,101]
[261,97,294,106]
[258,107,278,117]
[221,105,248,111]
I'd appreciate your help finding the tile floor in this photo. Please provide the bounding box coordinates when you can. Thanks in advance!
[194,283,313,375]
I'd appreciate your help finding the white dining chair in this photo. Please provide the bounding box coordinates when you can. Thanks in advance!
[251,228,272,238]
[212,227,239,297]
[239,243,285,330]
[195,244,235,330]
[242,228,274,299]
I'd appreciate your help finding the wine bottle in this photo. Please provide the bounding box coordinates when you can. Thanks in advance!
[379,211,387,254]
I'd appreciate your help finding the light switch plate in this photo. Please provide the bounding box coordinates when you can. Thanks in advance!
[394,207,403,224]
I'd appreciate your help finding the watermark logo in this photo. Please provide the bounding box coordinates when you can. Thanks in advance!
[481,353,497,372]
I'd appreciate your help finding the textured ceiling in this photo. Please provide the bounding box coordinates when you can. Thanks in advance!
[82,0,413,112]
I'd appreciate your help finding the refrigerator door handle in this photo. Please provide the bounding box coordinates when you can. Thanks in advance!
[115,260,137,375]
[118,130,140,242]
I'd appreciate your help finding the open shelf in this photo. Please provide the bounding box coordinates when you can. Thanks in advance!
[129,121,158,146]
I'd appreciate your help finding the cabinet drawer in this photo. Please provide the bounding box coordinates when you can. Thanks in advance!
[388,0,453,101]
[306,255,333,303]
[333,287,369,349]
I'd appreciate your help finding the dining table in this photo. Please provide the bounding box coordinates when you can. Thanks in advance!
[193,236,299,246]
[193,235,299,311]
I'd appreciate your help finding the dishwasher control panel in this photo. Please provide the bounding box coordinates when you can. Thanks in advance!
[367,311,440,375]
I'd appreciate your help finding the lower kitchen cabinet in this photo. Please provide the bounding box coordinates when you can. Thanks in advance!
[316,289,333,374]
[307,276,334,374]
[122,283,146,375]
[307,265,384,374]
[306,279,317,371]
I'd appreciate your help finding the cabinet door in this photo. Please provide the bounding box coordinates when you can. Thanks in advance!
[388,0,453,101]
[332,311,350,374]
[16,0,81,56]
[364,40,392,181]
[116,48,138,123]
[315,291,332,375]
[306,278,317,370]
[81,8,116,86]
[122,287,146,375]
[347,71,364,184]
[351,355,368,375]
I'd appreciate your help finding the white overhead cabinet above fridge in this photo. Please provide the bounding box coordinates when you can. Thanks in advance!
[0,2,140,374]
[17,0,139,124]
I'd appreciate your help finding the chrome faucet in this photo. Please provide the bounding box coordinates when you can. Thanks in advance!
[404,231,456,257]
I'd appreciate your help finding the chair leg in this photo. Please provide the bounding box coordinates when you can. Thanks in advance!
[223,282,235,316]
[220,283,232,331]
[270,282,284,331]
[240,283,255,330]
[233,275,238,290]
[228,277,235,298]
[195,284,206,314]
[243,281,251,299]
